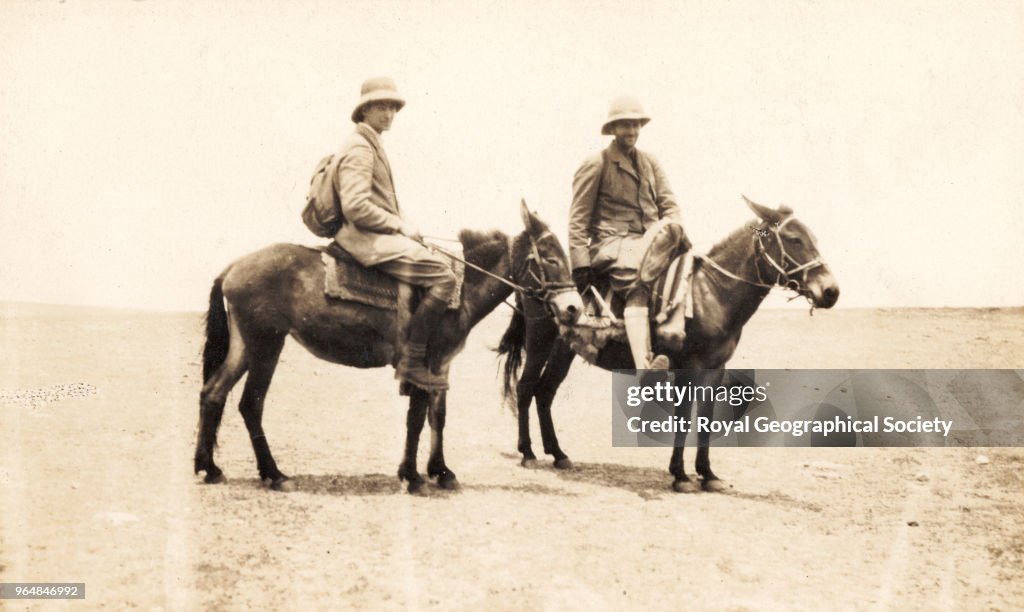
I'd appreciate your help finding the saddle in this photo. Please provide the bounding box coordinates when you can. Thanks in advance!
[318,242,465,396]
[562,252,697,363]
[319,242,463,311]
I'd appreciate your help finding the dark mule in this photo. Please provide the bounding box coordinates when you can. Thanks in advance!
[499,197,840,491]
[195,202,582,493]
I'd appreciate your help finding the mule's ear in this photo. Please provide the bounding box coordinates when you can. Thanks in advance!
[743,194,784,225]
[520,198,539,232]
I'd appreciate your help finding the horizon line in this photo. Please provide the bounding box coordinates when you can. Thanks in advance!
[2,299,1022,317]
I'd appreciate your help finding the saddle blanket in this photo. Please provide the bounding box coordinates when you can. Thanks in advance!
[320,242,464,311]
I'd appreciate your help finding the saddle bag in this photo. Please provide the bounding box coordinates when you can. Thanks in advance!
[301,154,345,237]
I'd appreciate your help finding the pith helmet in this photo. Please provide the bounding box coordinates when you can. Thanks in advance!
[351,77,406,123]
[601,95,651,135]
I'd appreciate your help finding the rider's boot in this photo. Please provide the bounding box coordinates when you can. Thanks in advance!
[623,306,669,369]
[397,342,437,390]
[397,293,449,390]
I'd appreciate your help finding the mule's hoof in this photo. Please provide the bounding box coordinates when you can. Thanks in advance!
[702,478,727,493]
[521,458,540,469]
[203,472,226,485]
[407,479,426,495]
[672,479,700,493]
[553,457,575,470]
[269,477,294,492]
[437,475,460,491]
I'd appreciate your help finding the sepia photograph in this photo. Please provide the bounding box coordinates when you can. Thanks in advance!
[2,1,1022,609]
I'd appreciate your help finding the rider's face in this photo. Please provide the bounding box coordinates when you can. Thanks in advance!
[363,102,400,133]
[611,120,643,150]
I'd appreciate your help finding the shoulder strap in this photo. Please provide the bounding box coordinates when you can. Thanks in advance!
[586,148,608,239]
[598,147,608,194]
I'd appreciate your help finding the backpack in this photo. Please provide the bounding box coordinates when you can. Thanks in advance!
[301,154,344,237]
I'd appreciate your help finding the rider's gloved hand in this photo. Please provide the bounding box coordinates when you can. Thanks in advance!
[572,267,593,293]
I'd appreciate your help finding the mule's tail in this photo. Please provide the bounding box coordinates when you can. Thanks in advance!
[202,275,229,383]
[497,308,526,406]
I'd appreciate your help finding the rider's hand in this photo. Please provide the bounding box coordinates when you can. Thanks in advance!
[572,267,593,293]
[399,220,422,241]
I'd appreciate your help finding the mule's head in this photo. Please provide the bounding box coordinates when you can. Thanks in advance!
[745,196,840,309]
[517,200,584,324]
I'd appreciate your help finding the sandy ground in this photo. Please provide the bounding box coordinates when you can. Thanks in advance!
[1,302,1022,610]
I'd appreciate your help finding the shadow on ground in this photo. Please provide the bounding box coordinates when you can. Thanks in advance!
[499,454,822,509]
[282,473,403,496]
[214,472,581,498]
[548,460,678,500]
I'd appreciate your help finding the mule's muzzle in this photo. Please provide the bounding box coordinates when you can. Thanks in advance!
[552,290,585,325]
[807,270,840,309]
[820,286,839,308]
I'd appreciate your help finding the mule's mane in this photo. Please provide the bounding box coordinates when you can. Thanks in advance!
[706,215,795,260]
[458,229,507,252]
[457,229,511,280]
[706,222,758,259]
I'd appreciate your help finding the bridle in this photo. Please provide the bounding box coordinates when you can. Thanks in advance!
[510,230,577,303]
[698,215,826,301]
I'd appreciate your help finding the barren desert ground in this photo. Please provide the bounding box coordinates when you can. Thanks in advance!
[1,302,1022,610]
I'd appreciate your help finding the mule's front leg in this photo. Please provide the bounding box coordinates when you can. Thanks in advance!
[515,336,553,468]
[426,391,458,490]
[694,370,726,492]
[398,389,430,494]
[516,378,538,467]
[535,342,576,469]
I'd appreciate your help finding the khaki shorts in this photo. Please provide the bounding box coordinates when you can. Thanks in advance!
[374,245,457,297]
[599,219,685,294]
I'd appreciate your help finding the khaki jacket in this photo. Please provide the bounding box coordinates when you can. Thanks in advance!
[568,143,681,271]
[333,123,420,266]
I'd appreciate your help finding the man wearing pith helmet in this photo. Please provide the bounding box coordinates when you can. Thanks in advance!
[334,77,457,390]
[568,95,691,369]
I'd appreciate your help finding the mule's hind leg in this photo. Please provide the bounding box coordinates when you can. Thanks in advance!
[236,333,290,491]
[426,391,458,489]
[670,397,698,493]
[535,340,576,469]
[670,447,699,493]
[195,314,249,483]
[397,388,430,494]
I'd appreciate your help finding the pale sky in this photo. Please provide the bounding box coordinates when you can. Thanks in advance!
[1,1,1022,311]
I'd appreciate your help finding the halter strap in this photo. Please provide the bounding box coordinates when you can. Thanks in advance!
[699,215,826,294]
[695,253,775,289]
[755,216,824,281]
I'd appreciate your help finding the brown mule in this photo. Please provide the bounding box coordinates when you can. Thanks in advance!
[195,202,583,493]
